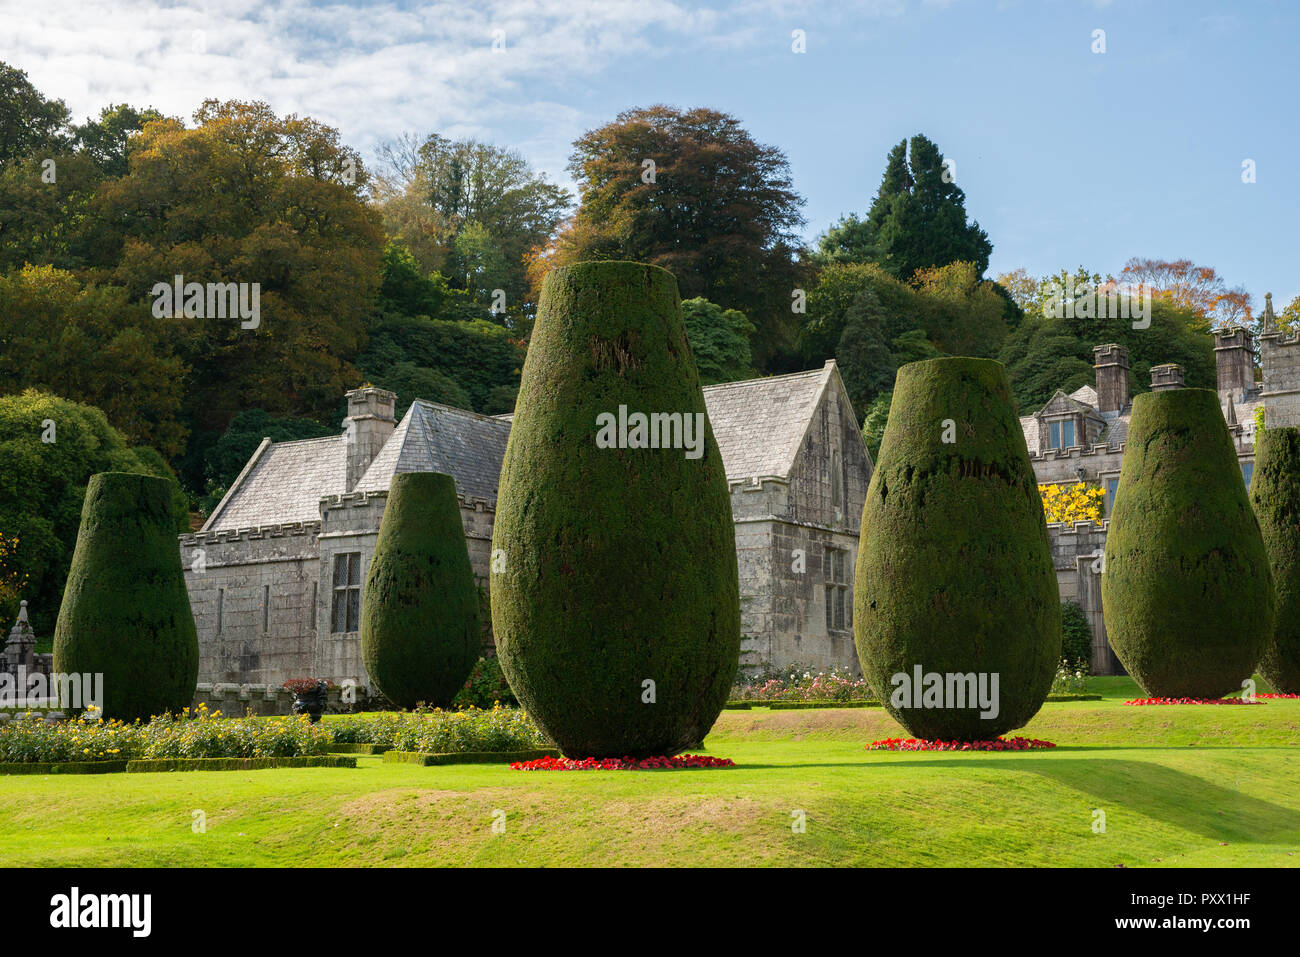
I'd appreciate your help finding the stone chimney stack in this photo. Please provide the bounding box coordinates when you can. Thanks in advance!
[1150,363,1185,391]
[1093,343,1130,413]
[344,386,397,491]
[1214,326,1255,398]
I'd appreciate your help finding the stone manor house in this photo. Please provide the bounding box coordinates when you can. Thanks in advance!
[180,360,872,689]
[177,293,1300,688]
[1025,294,1300,674]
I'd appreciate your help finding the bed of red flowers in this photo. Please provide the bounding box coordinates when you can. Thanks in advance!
[1123,697,1264,705]
[1257,693,1300,699]
[510,754,736,771]
[865,737,1057,752]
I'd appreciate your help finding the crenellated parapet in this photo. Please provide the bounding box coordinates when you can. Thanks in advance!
[180,521,321,548]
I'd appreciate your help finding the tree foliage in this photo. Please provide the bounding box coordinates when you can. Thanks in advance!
[0,390,184,635]
[553,105,806,368]
[817,134,992,280]
[681,297,754,385]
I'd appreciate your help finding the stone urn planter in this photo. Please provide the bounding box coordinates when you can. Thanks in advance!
[284,679,329,723]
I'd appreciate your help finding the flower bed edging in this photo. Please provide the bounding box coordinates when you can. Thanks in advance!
[1123,697,1265,706]
[866,737,1057,752]
[384,748,561,766]
[0,760,129,775]
[511,754,736,770]
[125,756,356,772]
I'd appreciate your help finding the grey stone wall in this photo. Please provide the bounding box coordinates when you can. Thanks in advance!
[1029,445,1125,485]
[732,382,871,676]
[1261,332,1300,428]
[182,491,498,691]
[180,523,320,686]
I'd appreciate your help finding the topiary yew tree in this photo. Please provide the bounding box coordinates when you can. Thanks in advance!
[1250,426,1300,693]
[361,471,480,709]
[491,260,740,758]
[853,357,1060,740]
[1102,389,1272,698]
[53,472,199,721]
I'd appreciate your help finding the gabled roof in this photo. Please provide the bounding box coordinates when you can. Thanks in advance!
[202,434,346,531]
[353,400,510,501]
[702,363,836,480]
[200,364,842,533]
[1038,389,1099,418]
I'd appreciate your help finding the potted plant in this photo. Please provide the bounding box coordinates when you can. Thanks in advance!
[283,678,331,723]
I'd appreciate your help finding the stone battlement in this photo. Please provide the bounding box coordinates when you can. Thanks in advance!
[181,521,321,547]
[191,681,369,717]
[319,489,495,513]
[1046,519,1110,537]
[1029,443,1124,463]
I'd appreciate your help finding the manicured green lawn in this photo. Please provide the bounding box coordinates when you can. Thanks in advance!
[1,677,1297,867]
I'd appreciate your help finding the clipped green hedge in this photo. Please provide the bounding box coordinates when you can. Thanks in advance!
[491,261,740,758]
[1043,693,1102,702]
[0,760,127,775]
[1103,389,1273,698]
[383,748,559,766]
[361,471,480,709]
[326,742,390,754]
[125,756,355,772]
[854,357,1060,740]
[52,472,199,721]
[767,700,882,710]
[1251,426,1300,694]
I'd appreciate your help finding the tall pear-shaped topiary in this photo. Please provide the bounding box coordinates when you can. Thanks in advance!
[53,472,199,722]
[1102,389,1272,698]
[854,357,1060,740]
[491,261,740,758]
[361,471,480,709]
[1249,426,1300,693]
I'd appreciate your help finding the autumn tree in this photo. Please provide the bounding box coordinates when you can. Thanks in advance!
[1118,258,1252,328]
[0,265,187,455]
[86,99,385,435]
[553,105,807,368]
[817,134,992,280]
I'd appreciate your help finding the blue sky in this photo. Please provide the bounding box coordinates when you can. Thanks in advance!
[4,0,1297,307]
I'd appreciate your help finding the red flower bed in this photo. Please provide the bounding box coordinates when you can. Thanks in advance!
[510,754,736,771]
[1123,697,1263,705]
[865,737,1057,752]
[1257,693,1300,699]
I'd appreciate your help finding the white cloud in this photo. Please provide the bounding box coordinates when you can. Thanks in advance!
[0,0,906,186]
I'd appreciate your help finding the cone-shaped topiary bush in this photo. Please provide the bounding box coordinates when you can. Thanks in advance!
[491,261,740,758]
[53,472,199,721]
[854,357,1060,740]
[361,471,480,709]
[1250,425,1300,694]
[1103,389,1272,698]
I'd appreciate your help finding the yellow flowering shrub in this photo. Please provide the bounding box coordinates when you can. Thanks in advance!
[1038,482,1105,525]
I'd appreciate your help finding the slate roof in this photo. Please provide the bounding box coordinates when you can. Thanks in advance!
[203,435,346,531]
[353,400,511,501]
[702,365,833,480]
[202,364,838,532]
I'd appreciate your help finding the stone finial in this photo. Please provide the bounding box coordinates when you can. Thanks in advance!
[1260,292,1276,336]
[5,600,37,670]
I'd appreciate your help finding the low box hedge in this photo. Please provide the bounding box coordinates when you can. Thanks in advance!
[725,700,882,710]
[125,756,357,773]
[326,742,391,754]
[1044,693,1103,702]
[0,760,128,775]
[383,748,560,766]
